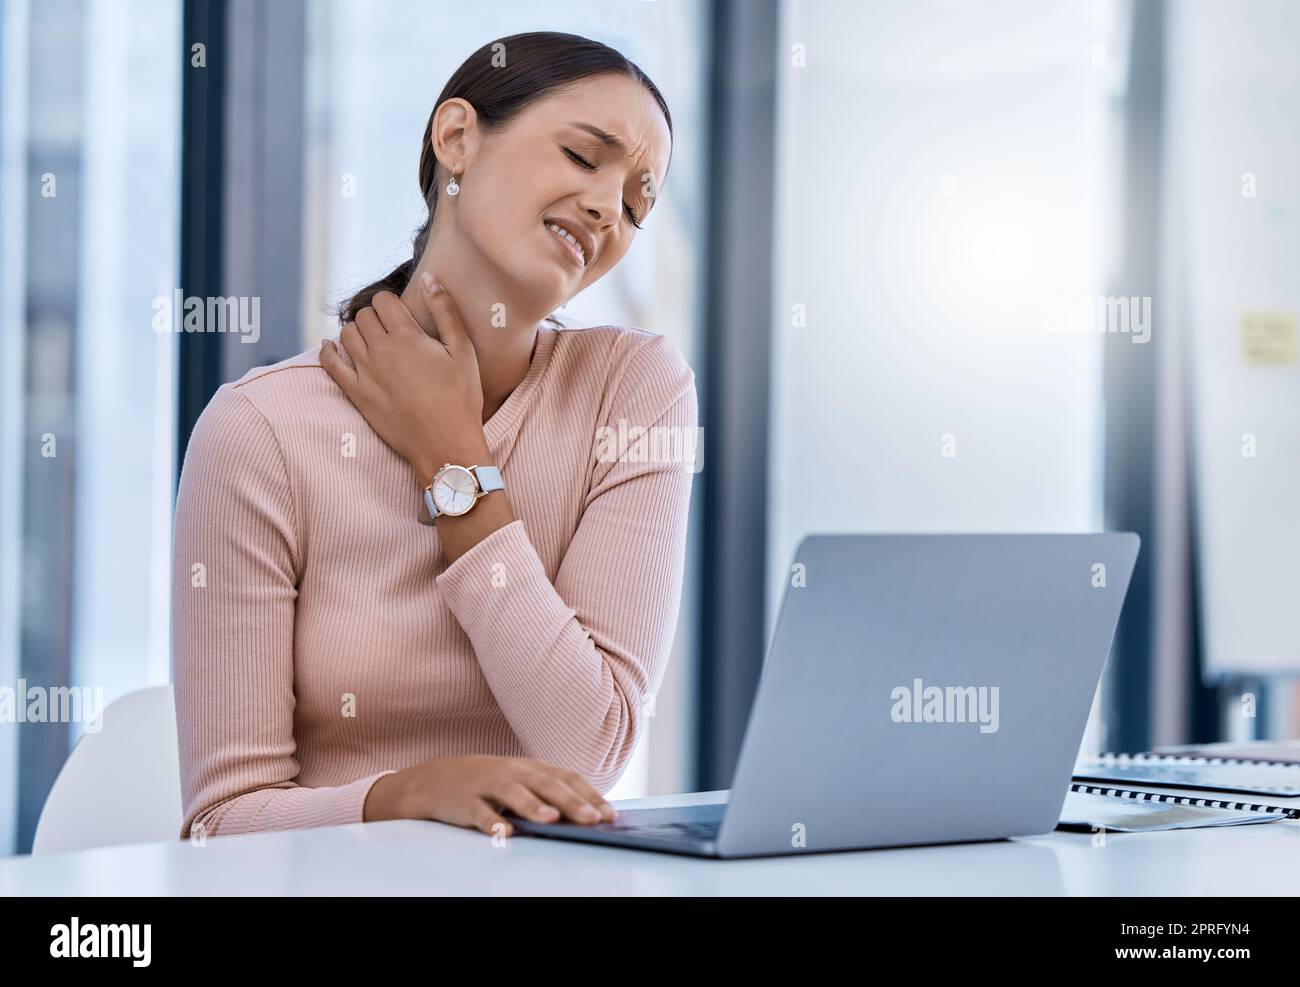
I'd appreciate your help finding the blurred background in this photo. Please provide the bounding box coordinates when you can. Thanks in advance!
[1,0,1297,856]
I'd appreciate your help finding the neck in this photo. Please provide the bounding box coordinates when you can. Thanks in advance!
[398,235,550,425]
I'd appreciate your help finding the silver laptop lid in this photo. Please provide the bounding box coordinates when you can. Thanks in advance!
[716,533,1139,858]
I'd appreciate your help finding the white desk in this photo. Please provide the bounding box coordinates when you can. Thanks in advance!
[2,789,1298,896]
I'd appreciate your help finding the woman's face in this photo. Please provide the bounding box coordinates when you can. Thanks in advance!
[434,73,672,310]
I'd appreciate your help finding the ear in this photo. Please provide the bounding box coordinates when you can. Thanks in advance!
[430,96,481,182]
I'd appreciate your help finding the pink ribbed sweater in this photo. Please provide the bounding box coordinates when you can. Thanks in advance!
[171,322,697,839]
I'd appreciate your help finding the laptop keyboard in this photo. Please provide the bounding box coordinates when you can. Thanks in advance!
[605,820,720,842]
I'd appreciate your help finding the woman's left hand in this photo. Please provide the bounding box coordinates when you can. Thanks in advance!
[320,287,488,484]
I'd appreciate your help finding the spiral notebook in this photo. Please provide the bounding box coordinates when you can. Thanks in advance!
[1073,751,1300,798]
[1153,740,1300,765]
[1058,783,1296,833]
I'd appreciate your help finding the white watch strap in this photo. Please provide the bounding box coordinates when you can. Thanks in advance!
[472,465,505,493]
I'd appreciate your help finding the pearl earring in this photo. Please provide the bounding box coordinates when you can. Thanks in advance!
[446,170,460,197]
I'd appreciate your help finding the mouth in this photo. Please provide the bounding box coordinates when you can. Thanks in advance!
[543,220,588,269]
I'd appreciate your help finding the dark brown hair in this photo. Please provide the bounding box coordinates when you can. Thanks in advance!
[337,31,673,326]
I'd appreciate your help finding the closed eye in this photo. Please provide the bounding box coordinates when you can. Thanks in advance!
[563,147,643,229]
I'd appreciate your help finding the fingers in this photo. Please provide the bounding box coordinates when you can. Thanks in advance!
[430,290,470,354]
[526,759,615,820]
[422,756,616,840]
[519,768,611,824]
[355,304,386,351]
[339,320,367,362]
[319,339,358,393]
[469,798,514,838]
[555,769,615,819]
[490,781,562,825]
[405,272,444,341]
[416,275,471,355]
[371,290,424,338]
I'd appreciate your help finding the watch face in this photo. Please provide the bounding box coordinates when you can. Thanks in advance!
[432,465,478,516]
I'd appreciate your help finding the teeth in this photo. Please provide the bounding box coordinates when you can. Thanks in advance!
[545,222,586,265]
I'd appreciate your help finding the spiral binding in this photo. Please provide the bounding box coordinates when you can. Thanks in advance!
[1069,782,1300,819]
[1096,750,1300,770]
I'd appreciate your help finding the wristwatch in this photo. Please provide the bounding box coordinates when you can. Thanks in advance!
[418,463,505,525]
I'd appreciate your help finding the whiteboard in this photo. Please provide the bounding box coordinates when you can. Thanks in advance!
[1175,2,1300,677]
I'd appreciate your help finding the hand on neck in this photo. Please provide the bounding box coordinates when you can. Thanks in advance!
[398,255,550,426]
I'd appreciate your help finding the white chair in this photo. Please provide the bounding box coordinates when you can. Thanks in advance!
[32,684,183,854]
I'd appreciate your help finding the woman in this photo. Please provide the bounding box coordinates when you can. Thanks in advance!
[172,31,694,840]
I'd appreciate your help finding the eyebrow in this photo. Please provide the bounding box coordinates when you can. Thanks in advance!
[565,121,661,215]
[567,121,627,153]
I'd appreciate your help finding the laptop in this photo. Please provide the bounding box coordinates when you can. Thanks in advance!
[508,532,1140,858]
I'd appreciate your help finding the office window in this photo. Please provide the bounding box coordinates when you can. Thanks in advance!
[768,0,1127,738]
[0,0,181,854]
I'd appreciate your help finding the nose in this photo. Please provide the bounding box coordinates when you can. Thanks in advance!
[580,178,622,231]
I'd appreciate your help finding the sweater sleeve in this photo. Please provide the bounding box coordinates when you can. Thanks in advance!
[434,333,698,793]
[171,386,395,839]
